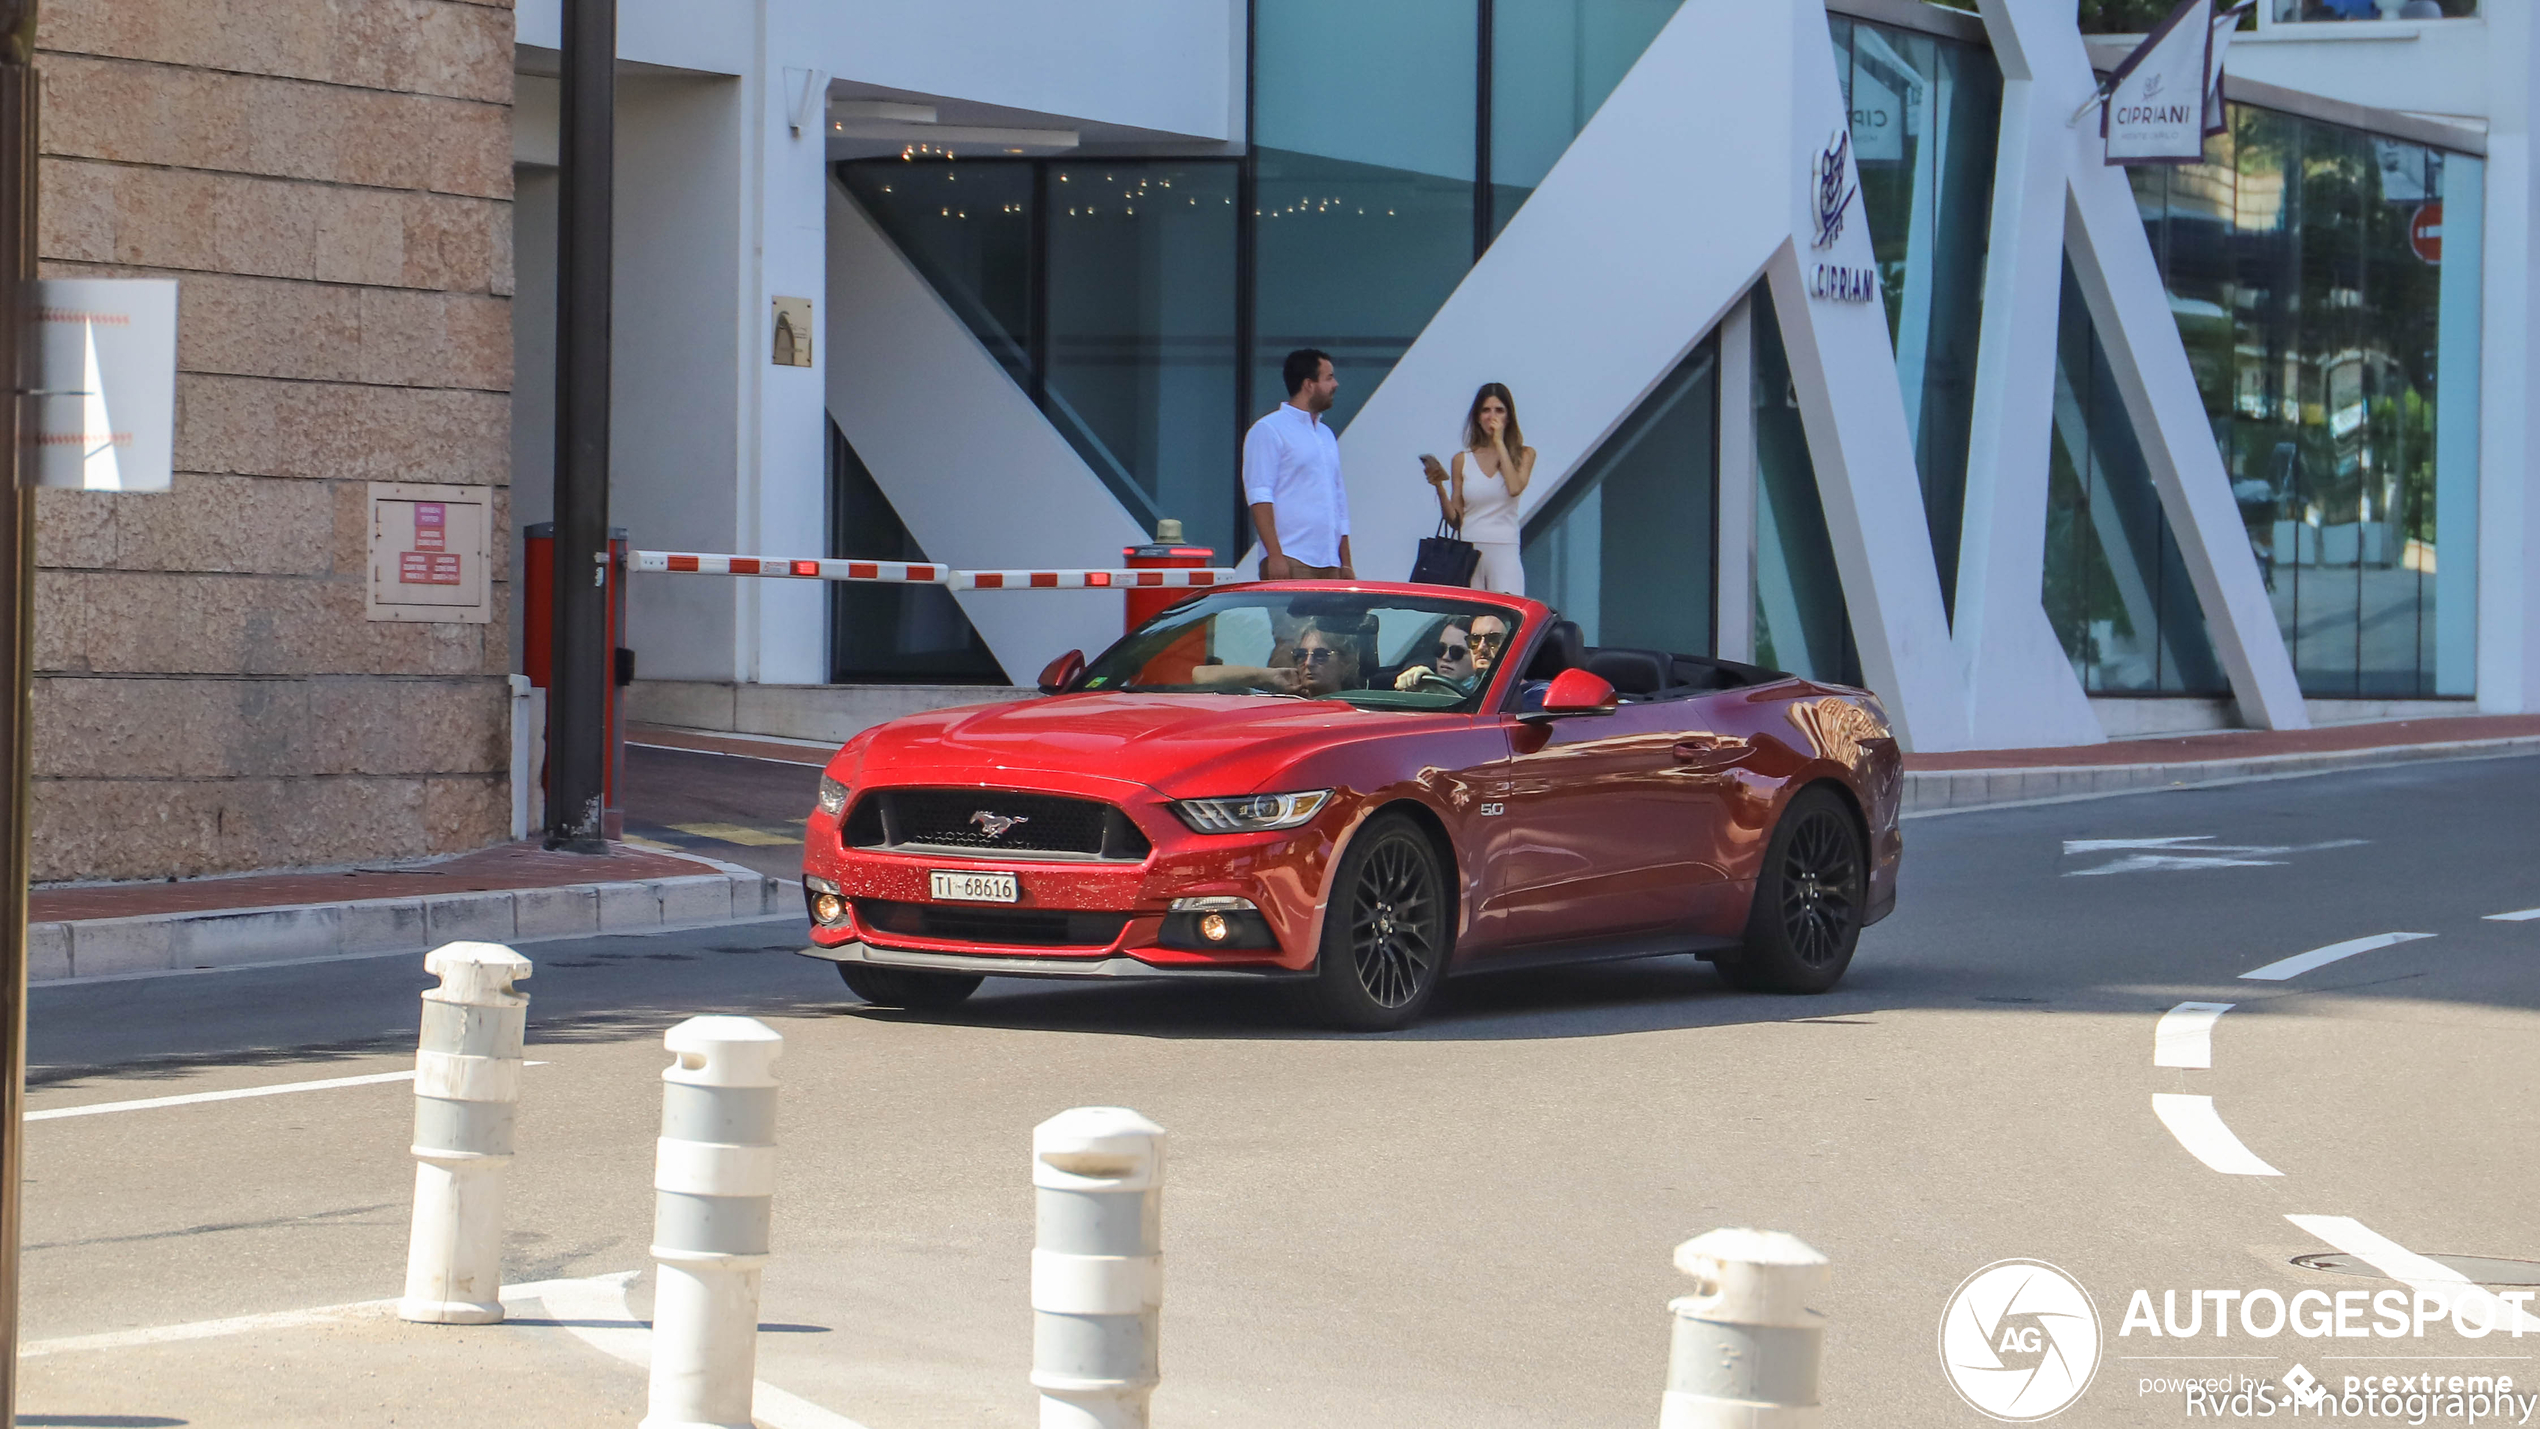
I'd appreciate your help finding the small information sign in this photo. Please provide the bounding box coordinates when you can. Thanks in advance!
[368,482,491,622]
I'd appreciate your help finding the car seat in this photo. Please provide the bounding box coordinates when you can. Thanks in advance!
[1522,620,1585,681]
[1584,648,1671,697]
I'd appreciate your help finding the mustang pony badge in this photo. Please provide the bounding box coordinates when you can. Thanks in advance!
[970,810,1030,839]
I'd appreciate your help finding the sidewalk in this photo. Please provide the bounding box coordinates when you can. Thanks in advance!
[29,839,793,983]
[1901,713,2540,813]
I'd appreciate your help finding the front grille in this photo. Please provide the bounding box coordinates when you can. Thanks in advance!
[843,789,1151,861]
[854,899,1133,949]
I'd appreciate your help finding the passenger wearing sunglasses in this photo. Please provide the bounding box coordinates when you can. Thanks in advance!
[1394,620,1479,693]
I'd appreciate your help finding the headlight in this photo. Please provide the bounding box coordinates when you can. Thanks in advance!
[816,775,849,817]
[1170,790,1332,834]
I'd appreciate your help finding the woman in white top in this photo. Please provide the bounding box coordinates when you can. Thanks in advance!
[1419,382,1534,595]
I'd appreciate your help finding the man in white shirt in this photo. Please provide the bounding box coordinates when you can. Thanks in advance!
[1244,348,1354,580]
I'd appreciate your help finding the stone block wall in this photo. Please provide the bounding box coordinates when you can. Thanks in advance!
[30,0,514,882]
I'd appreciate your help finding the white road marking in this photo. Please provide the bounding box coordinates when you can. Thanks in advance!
[2287,1215,2540,1336]
[30,1063,550,1121]
[2484,907,2540,922]
[538,1274,874,1429]
[2239,931,2434,982]
[2151,1093,2283,1176]
[2061,835,2369,877]
[17,1274,616,1357]
[2154,1002,2234,1069]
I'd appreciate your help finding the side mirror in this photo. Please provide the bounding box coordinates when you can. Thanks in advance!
[1519,667,1618,723]
[1037,649,1086,695]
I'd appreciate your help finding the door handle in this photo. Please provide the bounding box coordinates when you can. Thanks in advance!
[1673,736,1747,766]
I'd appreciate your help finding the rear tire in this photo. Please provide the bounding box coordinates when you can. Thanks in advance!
[1295,813,1450,1031]
[1718,786,1864,994]
[836,962,983,1011]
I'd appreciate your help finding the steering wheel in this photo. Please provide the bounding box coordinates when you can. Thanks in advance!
[1404,670,1464,695]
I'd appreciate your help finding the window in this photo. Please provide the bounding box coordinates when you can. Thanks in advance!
[827,421,1005,685]
[1521,335,1718,654]
[839,160,1243,562]
[2042,262,2230,695]
[1750,288,1863,687]
[2129,107,2480,698]
[1251,0,1479,435]
[1831,15,2001,618]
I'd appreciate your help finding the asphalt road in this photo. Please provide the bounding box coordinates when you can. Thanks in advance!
[17,751,2540,1428]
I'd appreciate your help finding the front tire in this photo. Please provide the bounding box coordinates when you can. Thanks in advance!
[1296,813,1450,1031]
[836,962,983,1011]
[1719,786,1864,994]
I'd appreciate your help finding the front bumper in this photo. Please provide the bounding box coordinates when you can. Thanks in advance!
[796,939,1312,981]
[801,778,1345,975]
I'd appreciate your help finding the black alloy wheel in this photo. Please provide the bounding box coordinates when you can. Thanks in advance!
[836,962,983,1012]
[1720,786,1865,994]
[1298,813,1449,1030]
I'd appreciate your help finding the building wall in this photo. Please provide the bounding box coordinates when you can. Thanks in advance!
[31,0,515,881]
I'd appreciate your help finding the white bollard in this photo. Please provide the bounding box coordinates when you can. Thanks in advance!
[1660,1228,1829,1428]
[643,1016,784,1429]
[398,941,532,1324]
[1031,1107,1166,1429]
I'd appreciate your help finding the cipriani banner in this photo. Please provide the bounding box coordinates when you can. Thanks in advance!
[2102,0,2212,166]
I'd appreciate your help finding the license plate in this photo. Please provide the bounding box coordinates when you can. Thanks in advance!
[929,870,1018,903]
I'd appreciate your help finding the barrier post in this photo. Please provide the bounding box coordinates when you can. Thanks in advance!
[1031,1106,1166,1429]
[1660,1228,1828,1428]
[644,1016,783,1429]
[398,941,532,1324]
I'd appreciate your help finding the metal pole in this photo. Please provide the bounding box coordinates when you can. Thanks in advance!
[548,0,614,851]
[0,2,38,1416]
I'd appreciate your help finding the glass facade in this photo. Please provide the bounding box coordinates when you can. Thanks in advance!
[1487,0,1685,242]
[2043,261,2230,695]
[827,421,1005,684]
[1751,288,1864,687]
[2111,105,2481,698]
[1252,0,1479,434]
[1521,335,1719,653]
[1830,15,1999,617]
[837,159,1243,563]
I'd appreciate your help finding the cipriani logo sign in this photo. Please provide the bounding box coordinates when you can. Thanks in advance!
[1807,128,1878,305]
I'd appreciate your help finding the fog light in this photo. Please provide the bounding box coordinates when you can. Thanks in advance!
[1198,912,1230,942]
[812,892,845,924]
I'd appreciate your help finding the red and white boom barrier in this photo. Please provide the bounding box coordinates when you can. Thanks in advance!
[632,551,1239,592]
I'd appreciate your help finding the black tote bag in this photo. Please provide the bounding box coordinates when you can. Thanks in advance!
[1409,519,1480,588]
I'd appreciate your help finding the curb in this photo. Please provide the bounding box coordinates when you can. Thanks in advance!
[28,865,796,983]
[1901,733,2540,817]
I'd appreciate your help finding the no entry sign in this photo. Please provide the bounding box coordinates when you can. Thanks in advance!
[2410,202,2443,265]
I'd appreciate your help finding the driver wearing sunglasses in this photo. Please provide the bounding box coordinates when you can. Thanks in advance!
[1393,620,1480,692]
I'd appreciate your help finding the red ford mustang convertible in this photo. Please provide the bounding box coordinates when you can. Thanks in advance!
[799,582,1902,1030]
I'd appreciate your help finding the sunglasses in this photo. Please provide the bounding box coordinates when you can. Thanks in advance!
[1297,646,1345,664]
[1470,630,1507,649]
[1436,642,1471,661]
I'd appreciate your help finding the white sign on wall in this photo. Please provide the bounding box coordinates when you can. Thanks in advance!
[2103,0,2212,166]
[33,278,177,492]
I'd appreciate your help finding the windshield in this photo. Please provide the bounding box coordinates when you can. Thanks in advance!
[1077,591,1524,712]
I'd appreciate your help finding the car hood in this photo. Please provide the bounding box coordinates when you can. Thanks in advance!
[856,692,1436,798]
